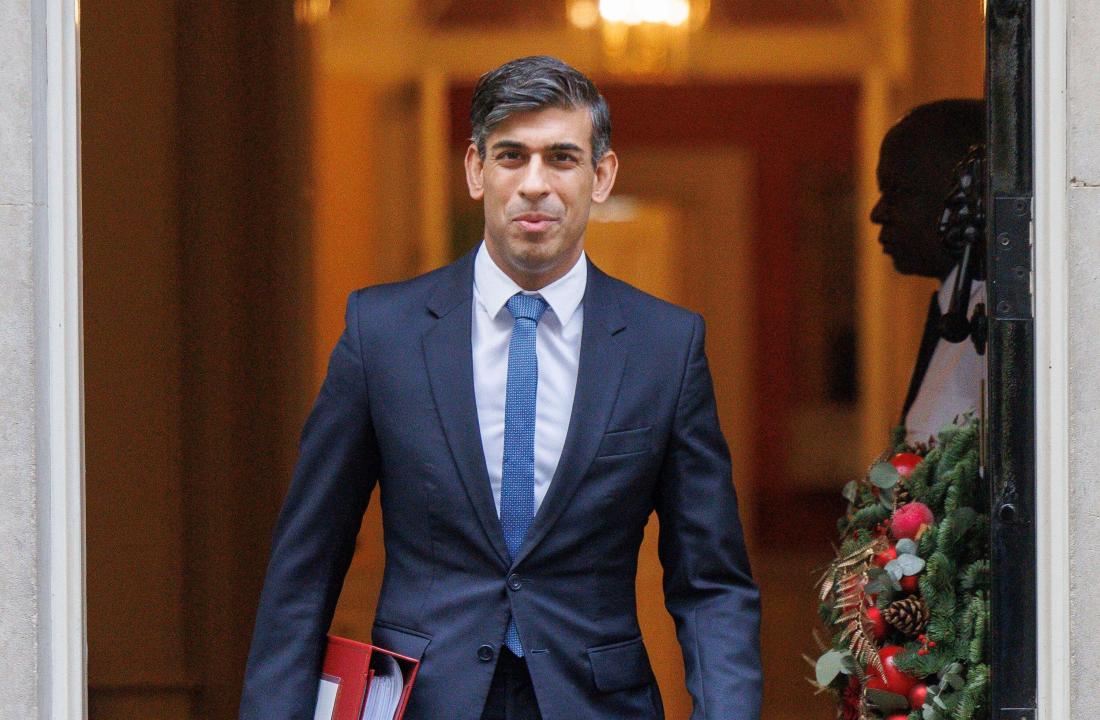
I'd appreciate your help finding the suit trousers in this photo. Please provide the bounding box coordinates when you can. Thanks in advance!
[479,648,543,720]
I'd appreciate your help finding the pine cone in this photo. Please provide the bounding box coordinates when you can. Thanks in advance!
[895,478,912,505]
[883,595,930,636]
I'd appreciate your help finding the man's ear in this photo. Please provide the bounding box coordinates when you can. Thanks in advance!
[465,144,485,200]
[591,150,618,203]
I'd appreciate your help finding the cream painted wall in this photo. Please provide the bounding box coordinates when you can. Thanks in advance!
[1066,0,1100,716]
[0,0,40,714]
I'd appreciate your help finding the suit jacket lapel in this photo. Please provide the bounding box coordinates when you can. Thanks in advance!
[422,252,512,568]
[513,260,628,568]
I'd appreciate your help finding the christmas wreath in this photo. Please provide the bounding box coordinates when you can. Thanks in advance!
[813,417,990,720]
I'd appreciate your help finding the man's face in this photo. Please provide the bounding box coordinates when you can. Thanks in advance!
[465,105,617,289]
[869,129,956,279]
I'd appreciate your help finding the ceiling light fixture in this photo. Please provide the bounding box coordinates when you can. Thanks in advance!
[568,0,709,74]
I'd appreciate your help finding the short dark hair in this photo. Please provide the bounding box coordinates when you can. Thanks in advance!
[888,99,986,186]
[470,56,611,168]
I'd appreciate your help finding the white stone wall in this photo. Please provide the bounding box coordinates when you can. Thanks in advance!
[1068,0,1100,716]
[0,0,39,716]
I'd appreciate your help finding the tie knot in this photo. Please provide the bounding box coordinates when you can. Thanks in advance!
[507,293,549,323]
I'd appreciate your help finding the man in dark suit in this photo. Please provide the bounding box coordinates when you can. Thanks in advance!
[870,100,985,442]
[241,55,761,720]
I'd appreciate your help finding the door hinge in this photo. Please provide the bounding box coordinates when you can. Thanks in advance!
[989,195,1033,321]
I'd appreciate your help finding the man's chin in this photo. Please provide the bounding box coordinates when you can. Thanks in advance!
[507,237,561,266]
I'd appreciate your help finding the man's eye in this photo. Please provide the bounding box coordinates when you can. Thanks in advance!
[552,153,578,164]
[497,151,522,161]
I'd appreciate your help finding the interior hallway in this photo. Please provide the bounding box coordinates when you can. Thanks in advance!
[79,1,984,717]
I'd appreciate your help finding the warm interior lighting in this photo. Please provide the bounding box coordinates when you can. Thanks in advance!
[597,0,691,27]
[294,0,331,25]
[569,0,601,28]
[568,0,708,74]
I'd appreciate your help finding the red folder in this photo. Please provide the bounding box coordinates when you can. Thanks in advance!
[313,635,420,720]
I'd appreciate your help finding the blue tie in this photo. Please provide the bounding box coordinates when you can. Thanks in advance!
[501,292,548,656]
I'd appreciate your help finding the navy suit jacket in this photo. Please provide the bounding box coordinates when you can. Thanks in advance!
[240,251,762,720]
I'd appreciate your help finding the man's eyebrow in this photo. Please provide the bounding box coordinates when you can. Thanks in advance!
[488,140,586,155]
[547,142,584,154]
[490,140,527,151]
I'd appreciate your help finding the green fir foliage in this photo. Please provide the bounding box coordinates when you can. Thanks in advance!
[891,425,908,453]
[821,417,990,719]
[955,664,989,720]
[905,448,939,504]
[968,595,988,665]
[960,560,990,591]
[848,503,891,533]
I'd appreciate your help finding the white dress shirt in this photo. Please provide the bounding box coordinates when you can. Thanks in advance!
[905,263,986,444]
[472,242,586,516]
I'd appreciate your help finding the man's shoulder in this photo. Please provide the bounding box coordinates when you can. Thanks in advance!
[595,265,700,332]
[359,257,458,299]
[352,254,468,309]
[343,254,471,339]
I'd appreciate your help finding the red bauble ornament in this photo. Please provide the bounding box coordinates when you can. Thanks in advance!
[892,501,935,540]
[867,605,888,641]
[873,544,898,568]
[909,682,929,709]
[900,574,920,593]
[865,645,918,697]
[890,452,924,478]
[884,714,910,720]
[840,676,861,720]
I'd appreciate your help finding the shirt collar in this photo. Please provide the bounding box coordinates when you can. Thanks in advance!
[937,261,983,314]
[474,241,587,327]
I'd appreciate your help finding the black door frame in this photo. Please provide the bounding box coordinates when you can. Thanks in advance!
[987,1,1037,717]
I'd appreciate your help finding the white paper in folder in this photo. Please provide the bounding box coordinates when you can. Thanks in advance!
[313,676,339,720]
[359,653,404,720]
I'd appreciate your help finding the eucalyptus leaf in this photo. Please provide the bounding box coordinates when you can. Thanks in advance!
[895,538,919,556]
[865,566,902,594]
[815,650,845,687]
[842,480,858,504]
[888,553,926,576]
[865,688,910,713]
[923,703,949,720]
[879,487,896,509]
[933,689,959,712]
[943,671,965,689]
[870,461,900,489]
[885,560,905,582]
[864,578,888,595]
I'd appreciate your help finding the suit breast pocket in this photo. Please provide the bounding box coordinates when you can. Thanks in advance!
[596,426,652,459]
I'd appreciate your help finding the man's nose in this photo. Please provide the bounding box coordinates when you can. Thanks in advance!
[518,156,551,200]
[870,196,887,225]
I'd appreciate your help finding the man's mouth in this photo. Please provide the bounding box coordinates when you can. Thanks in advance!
[514,213,558,233]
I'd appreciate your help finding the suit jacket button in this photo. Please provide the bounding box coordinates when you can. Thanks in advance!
[477,644,495,662]
[507,573,522,591]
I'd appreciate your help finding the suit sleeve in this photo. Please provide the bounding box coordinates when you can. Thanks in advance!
[655,314,762,720]
[240,291,380,720]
